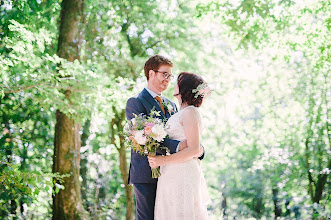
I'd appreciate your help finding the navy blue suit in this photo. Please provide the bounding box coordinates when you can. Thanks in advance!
[126,88,204,219]
[126,88,179,220]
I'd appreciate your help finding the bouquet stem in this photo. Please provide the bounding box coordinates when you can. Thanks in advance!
[151,167,161,178]
[149,151,161,178]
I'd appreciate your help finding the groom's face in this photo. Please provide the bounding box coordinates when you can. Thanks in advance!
[149,65,172,93]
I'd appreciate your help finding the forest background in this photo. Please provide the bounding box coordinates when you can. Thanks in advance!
[0,0,330,219]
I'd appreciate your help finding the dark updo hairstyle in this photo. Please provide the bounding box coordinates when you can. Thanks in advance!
[177,72,207,107]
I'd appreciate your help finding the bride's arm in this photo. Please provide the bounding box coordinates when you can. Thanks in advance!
[148,107,201,167]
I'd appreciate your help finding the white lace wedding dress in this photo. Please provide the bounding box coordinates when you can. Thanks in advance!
[154,106,210,220]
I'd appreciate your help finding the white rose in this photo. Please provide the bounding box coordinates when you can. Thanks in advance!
[124,123,130,133]
[167,104,173,112]
[134,130,147,145]
[131,118,136,125]
[153,118,162,124]
[151,124,167,142]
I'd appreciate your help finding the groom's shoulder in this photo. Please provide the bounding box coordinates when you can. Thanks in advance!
[126,94,140,104]
[127,89,144,101]
[126,91,144,107]
[128,93,139,100]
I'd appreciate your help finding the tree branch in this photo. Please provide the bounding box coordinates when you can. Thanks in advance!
[3,84,93,94]
[3,84,42,94]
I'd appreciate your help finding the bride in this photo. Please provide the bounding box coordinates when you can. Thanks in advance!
[148,72,210,219]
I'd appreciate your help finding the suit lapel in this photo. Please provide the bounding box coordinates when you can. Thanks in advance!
[163,98,169,118]
[139,88,166,118]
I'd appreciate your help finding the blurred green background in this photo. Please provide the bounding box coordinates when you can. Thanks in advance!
[0,0,330,219]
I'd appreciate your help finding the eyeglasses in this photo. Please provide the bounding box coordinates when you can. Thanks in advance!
[154,70,174,80]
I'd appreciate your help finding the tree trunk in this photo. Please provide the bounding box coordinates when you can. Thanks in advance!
[313,159,331,204]
[80,120,90,210]
[272,187,282,218]
[119,138,134,220]
[19,144,28,215]
[221,195,227,219]
[284,197,291,217]
[52,0,87,219]
[304,121,330,205]
[53,111,87,220]
[110,109,134,220]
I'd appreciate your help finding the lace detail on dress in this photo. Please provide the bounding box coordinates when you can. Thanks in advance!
[154,106,210,220]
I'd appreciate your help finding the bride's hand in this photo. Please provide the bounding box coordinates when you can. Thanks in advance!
[148,155,164,168]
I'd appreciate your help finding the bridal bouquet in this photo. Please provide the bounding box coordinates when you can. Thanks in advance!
[124,110,169,178]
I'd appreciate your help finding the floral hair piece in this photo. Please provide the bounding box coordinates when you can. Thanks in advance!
[192,83,211,99]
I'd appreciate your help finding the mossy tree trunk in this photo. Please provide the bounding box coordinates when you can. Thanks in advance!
[52,0,88,219]
[110,108,134,220]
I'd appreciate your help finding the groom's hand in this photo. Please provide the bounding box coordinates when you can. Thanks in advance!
[193,146,204,159]
[178,140,188,151]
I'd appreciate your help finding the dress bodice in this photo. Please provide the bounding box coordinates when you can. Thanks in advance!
[166,106,202,142]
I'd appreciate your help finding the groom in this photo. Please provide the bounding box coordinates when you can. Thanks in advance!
[126,55,204,220]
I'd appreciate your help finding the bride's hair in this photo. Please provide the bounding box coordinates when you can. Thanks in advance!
[177,72,207,107]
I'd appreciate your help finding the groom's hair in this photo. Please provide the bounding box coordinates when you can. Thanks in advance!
[144,55,173,80]
[177,72,206,107]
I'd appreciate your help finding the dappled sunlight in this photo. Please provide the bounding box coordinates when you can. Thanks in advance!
[1,0,330,219]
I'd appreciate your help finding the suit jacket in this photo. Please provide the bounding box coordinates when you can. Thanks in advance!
[126,88,179,184]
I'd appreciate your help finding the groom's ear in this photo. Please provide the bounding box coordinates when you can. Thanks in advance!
[149,69,154,79]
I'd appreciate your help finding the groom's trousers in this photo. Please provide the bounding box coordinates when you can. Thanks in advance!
[133,183,157,220]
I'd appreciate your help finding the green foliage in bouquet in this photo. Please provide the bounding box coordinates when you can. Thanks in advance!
[124,109,170,178]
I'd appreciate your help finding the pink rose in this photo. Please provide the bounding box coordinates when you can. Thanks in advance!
[144,126,153,135]
[144,123,155,135]
[145,122,155,127]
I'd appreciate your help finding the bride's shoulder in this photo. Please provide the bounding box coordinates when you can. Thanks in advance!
[181,106,201,122]
[183,105,199,113]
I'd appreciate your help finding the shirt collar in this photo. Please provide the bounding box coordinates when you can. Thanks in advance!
[145,87,161,99]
